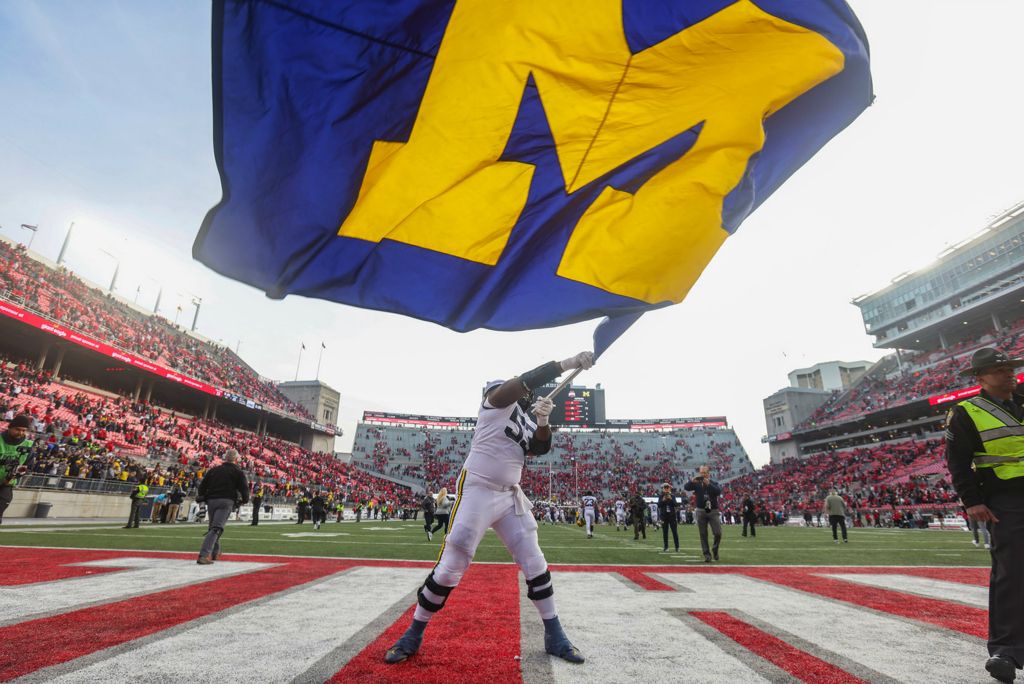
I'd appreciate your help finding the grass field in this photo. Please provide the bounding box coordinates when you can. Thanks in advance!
[0,518,991,566]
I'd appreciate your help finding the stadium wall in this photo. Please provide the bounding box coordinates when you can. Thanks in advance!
[8,487,131,519]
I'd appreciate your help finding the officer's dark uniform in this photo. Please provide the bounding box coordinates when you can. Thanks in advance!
[311,495,327,527]
[657,487,679,552]
[251,488,264,526]
[945,351,1024,681]
[124,483,148,528]
[296,495,310,524]
[742,496,757,537]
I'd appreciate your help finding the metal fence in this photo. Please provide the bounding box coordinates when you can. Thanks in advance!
[17,475,176,497]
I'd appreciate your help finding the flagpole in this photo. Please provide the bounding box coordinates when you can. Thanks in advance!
[295,343,304,381]
[316,342,325,380]
[542,367,584,402]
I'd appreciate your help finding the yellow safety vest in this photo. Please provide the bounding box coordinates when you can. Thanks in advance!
[134,484,150,500]
[958,396,1024,480]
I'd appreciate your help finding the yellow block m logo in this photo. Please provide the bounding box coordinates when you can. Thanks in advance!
[338,0,843,303]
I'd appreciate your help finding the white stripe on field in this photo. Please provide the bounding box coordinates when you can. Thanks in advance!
[38,566,425,683]
[1,558,274,625]
[824,573,988,608]
[649,573,980,683]
[546,572,773,683]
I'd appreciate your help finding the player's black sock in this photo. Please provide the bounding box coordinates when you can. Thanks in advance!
[408,618,427,637]
[542,616,564,636]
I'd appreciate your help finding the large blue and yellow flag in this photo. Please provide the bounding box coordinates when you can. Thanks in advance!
[196,0,871,338]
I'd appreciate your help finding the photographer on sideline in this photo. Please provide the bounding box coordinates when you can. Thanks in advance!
[685,465,723,562]
[0,414,34,525]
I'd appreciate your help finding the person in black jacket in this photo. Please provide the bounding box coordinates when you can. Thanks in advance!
[422,491,437,541]
[166,485,185,524]
[685,466,723,562]
[311,492,327,530]
[944,348,1024,683]
[196,449,249,565]
[742,496,757,537]
[657,483,679,553]
[630,492,647,540]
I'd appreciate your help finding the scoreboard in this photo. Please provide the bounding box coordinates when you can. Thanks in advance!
[536,382,606,427]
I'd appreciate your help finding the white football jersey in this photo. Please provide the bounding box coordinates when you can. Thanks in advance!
[463,398,538,486]
[615,500,625,514]
[582,495,597,510]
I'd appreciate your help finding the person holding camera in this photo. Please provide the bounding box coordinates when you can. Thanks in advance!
[685,465,723,562]
[0,414,34,525]
[657,482,679,553]
[196,448,249,565]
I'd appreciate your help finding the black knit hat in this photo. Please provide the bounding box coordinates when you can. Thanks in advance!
[959,348,1024,377]
[9,414,32,429]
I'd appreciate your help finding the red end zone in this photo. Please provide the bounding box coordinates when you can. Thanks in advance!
[0,547,989,683]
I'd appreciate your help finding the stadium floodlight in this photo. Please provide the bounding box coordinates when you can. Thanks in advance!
[190,295,202,332]
[98,249,119,293]
[57,222,74,265]
[19,224,38,251]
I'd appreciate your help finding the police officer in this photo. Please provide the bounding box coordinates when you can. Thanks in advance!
[742,495,757,537]
[945,348,1024,683]
[657,482,679,553]
[0,414,34,525]
[296,492,310,524]
[196,449,249,564]
[124,481,149,529]
[685,465,722,562]
[251,485,264,526]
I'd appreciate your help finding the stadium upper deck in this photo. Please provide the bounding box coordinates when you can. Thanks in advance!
[854,200,1024,351]
[775,202,1024,456]
[0,237,332,431]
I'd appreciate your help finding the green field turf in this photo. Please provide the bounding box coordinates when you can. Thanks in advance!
[0,519,991,566]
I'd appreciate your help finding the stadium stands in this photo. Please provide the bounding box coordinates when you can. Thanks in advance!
[722,437,958,516]
[796,316,1024,430]
[0,240,313,420]
[350,421,754,500]
[0,356,409,506]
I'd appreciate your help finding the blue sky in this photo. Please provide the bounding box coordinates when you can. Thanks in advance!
[1,1,1023,464]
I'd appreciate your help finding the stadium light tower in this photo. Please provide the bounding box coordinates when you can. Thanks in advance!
[19,224,38,251]
[98,249,120,293]
[57,222,74,265]
[148,278,162,314]
[190,295,202,331]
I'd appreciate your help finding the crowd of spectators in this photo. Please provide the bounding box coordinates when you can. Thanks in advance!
[0,240,312,419]
[797,317,1024,430]
[720,437,959,521]
[0,356,409,507]
[350,422,754,501]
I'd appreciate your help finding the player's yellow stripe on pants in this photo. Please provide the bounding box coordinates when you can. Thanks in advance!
[434,469,468,566]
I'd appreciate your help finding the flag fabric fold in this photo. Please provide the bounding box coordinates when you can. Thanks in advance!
[196,0,872,338]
